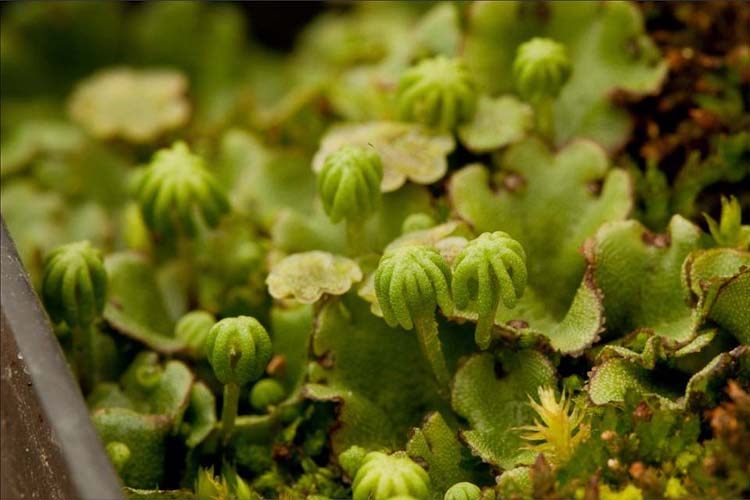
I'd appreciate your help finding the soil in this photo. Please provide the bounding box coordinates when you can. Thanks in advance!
[625,2,750,191]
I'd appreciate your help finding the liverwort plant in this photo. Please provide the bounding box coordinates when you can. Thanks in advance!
[135,141,229,238]
[513,37,571,141]
[42,240,107,393]
[8,3,750,498]
[452,231,527,350]
[134,141,230,291]
[317,145,383,255]
[397,55,477,131]
[374,244,453,390]
[205,316,272,443]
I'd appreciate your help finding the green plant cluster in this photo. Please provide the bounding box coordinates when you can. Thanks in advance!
[1,2,748,499]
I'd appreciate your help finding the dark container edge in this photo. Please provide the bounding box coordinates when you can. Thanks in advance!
[1,217,124,500]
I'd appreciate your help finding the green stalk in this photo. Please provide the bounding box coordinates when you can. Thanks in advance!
[177,235,195,303]
[475,290,501,351]
[413,314,450,397]
[345,220,367,257]
[221,382,240,444]
[84,322,97,393]
[72,323,97,394]
[534,96,555,144]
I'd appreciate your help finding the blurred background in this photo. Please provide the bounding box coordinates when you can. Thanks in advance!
[1,2,748,287]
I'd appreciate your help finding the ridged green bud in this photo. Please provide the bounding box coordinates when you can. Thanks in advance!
[317,145,383,224]
[374,245,453,330]
[352,451,430,500]
[249,378,285,410]
[134,141,230,237]
[513,38,571,102]
[42,241,107,328]
[175,310,216,357]
[452,231,527,349]
[205,316,272,386]
[397,56,477,130]
[445,482,481,500]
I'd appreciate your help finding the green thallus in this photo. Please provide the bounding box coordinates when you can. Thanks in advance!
[513,37,571,140]
[42,240,107,393]
[205,316,272,443]
[452,231,527,350]
[317,144,383,255]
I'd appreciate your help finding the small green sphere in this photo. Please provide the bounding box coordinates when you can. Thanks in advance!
[134,364,162,392]
[105,441,131,474]
[445,482,481,500]
[175,310,216,357]
[401,213,436,234]
[352,451,430,500]
[513,38,571,102]
[249,378,286,410]
[42,241,107,328]
[205,316,272,386]
[317,145,383,224]
[374,245,453,330]
[134,141,230,237]
[338,445,367,478]
[397,56,477,130]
